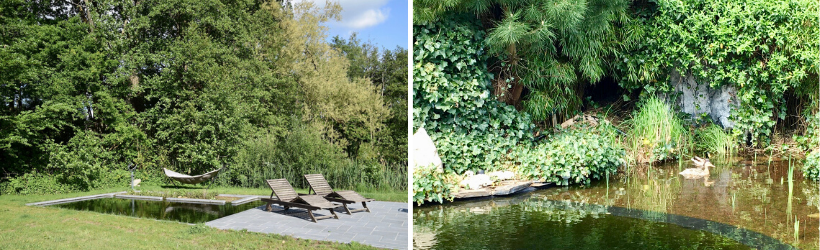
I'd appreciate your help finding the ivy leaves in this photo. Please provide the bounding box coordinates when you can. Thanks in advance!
[619,0,818,146]
[413,14,533,174]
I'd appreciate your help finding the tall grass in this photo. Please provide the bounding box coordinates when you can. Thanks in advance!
[696,124,737,158]
[223,122,407,192]
[625,97,691,164]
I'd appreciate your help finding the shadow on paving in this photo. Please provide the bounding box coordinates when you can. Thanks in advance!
[206,201,409,250]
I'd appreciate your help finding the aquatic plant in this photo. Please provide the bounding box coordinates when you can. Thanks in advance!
[626,97,690,163]
[696,124,737,158]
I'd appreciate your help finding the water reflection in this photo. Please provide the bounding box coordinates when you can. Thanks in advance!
[54,198,264,224]
[414,158,818,249]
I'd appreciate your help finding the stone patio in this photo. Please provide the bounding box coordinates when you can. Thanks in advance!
[205,201,408,249]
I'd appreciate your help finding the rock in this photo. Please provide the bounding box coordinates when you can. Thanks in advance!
[132,179,141,187]
[487,171,515,181]
[560,114,599,129]
[664,69,739,129]
[412,127,443,172]
[459,174,492,190]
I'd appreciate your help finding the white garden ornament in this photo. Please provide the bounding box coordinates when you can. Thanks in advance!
[412,127,443,173]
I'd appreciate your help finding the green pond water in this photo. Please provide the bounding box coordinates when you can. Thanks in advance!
[414,158,819,249]
[54,198,265,224]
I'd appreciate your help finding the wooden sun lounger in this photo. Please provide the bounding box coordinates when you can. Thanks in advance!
[260,179,340,223]
[304,174,375,214]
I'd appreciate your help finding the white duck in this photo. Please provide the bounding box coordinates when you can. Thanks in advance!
[679,157,715,179]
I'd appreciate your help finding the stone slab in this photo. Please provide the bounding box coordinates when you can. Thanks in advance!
[166,197,226,205]
[114,194,164,201]
[230,196,262,206]
[206,201,409,249]
[26,191,126,206]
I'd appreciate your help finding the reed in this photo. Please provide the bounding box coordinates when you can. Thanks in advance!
[625,97,691,163]
[696,124,736,158]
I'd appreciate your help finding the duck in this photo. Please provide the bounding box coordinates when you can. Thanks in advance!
[679,157,715,179]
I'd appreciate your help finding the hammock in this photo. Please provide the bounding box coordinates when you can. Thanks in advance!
[163,168,222,185]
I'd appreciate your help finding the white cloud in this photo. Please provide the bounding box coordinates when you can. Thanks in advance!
[294,0,390,29]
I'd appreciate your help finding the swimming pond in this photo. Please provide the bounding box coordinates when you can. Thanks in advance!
[53,198,264,224]
[415,157,814,249]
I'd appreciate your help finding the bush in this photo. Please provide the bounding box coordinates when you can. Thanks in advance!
[226,118,406,191]
[627,97,691,163]
[514,126,625,186]
[412,167,458,205]
[803,150,820,181]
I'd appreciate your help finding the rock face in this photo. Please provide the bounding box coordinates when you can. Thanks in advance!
[665,70,739,129]
[412,127,443,172]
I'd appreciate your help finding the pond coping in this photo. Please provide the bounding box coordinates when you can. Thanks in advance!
[114,194,164,201]
[166,197,226,205]
[26,191,127,206]
[27,192,265,207]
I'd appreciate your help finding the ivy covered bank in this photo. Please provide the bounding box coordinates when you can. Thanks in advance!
[412,0,818,204]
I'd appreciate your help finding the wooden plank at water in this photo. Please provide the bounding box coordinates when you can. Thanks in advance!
[454,189,491,198]
[453,181,533,199]
[491,181,532,196]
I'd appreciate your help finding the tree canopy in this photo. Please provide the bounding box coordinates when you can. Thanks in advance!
[0,0,407,194]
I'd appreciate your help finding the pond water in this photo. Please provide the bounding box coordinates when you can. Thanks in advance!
[414,158,819,249]
[54,198,264,224]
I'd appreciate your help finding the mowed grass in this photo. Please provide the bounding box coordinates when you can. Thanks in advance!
[0,187,408,249]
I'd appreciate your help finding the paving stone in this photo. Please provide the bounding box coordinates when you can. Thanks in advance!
[205,201,408,249]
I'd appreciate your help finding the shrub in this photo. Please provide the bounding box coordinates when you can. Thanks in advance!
[803,150,820,181]
[227,118,406,191]
[514,126,625,186]
[412,167,458,205]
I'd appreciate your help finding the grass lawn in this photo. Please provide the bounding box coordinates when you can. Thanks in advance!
[0,187,408,249]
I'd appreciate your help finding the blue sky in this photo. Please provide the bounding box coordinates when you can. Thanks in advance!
[294,0,408,49]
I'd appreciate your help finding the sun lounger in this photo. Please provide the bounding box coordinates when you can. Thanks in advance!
[260,179,340,223]
[304,174,374,214]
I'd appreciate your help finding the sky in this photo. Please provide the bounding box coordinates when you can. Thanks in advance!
[292,0,408,50]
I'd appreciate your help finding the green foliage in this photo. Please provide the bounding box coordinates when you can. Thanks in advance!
[514,126,625,186]
[0,1,406,194]
[412,167,457,205]
[413,14,533,175]
[626,97,691,163]
[794,111,819,152]
[330,34,409,164]
[126,189,218,200]
[228,118,406,192]
[696,124,737,158]
[415,0,635,122]
[617,0,819,146]
[803,150,820,181]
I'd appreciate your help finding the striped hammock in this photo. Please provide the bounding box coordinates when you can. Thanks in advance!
[163,168,222,184]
